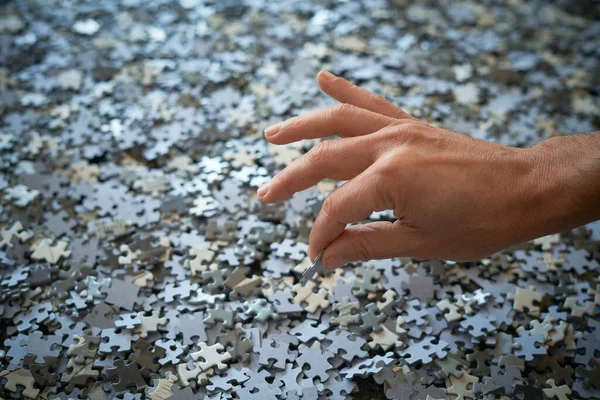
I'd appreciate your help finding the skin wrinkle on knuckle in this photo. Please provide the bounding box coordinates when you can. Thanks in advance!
[320,197,345,226]
[294,162,325,192]
[276,169,304,199]
[358,171,387,212]
[324,105,340,122]
[369,92,390,110]
[305,141,330,168]
[388,123,418,145]
[388,167,412,217]
[283,115,306,133]
[334,103,355,119]
[359,140,382,159]
[352,233,376,261]
[375,130,407,154]
[274,143,328,197]
[389,118,410,128]
[400,122,423,135]
[373,153,401,181]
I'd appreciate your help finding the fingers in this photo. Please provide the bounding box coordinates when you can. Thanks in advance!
[317,70,414,120]
[321,221,422,269]
[308,167,393,260]
[259,136,378,203]
[264,103,398,145]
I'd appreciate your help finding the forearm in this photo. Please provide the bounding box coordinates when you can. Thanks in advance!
[527,131,600,236]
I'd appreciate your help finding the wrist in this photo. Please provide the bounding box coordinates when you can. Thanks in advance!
[524,133,600,236]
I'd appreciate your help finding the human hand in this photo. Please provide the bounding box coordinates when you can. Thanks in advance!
[258,70,599,269]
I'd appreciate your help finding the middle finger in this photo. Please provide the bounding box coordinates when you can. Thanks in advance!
[259,135,380,203]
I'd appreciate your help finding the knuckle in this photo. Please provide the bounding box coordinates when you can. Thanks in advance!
[373,153,403,179]
[396,121,422,134]
[387,122,426,144]
[314,140,332,153]
[321,195,342,222]
[352,236,375,261]
[375,126,402,142]
[283,116,305,132]
[332,103,355,119]
[305,141,331,166]
[276,167,295,186]
[369,92,390,109]
[372,149,418,197]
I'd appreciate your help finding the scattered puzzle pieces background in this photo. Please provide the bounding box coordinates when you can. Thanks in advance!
[1,0,599,399]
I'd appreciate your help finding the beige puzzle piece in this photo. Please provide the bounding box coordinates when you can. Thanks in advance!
[547,321,567,346]
[293,256,313,274]
[533,234,560,250]
[378,289,397,313]
[135,311,167,338]
[69,161,100,182]
[177,362,214,387]
[446,371,478,400]
[157,236,173,263]
[30,238,71,263]
[543,378,572,400]
[118,244,140,265]
[437,298,462,322]
[146,372,178,400]
[541,251,563,271]
[133,271,154,287]
[292,281,330,313]
[223,145,257,168]
[187,245,216,275]
[317,268,345,292]
[563,297,595,318]
[369,324,402,351]
[293,280,316,303]
[395,316,408,337]
[317,179,337,194]
[166,155,199,175]
[0,368,39,399]
[269,142,303,165]
[231,275,263,298]
[190,342,232,371]
[507,286,542,316]
[0,221,31,248]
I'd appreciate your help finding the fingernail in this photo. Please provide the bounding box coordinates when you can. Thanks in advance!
[264,123,283,138]
[257,184,269,198]
[320,70,336,80]
[323,255,346,269]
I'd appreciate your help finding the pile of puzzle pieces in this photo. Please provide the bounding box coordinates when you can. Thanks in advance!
[1,0,599,399]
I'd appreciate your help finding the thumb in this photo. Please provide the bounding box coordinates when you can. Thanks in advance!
[321,221,421,269]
